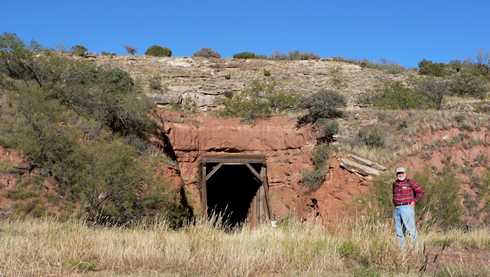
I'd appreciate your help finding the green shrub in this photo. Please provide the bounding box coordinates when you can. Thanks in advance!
[449,71,488,99]
[316,119,339,143]
[219,80,299,121]
[302,143,329,189]
[145,45,172,57]
[418,59,450,77]
[302,170,325,190]
[312,143,329,167]
[71,45,88,57]
[415,77,450,110]
[287,50,320,60]
[357,128,385,148]
[269,50,320,60]
[370,82,436,110]
[233,52,258,59]
[0,33,44,85]
[299,89,346,124]
[0,34,182,225]
[101,51,116,57]
[415,169,461,228]
[360,59,406,74]
[192,48,221,58]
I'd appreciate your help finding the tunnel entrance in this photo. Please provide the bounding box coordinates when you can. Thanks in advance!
[201,154,271,228]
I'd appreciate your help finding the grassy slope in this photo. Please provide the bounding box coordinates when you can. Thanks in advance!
[0,218,488,276]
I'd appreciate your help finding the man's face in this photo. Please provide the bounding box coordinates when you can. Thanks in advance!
[396,172,406,181]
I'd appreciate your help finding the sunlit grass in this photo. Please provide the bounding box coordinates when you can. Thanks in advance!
[0,218,488,276]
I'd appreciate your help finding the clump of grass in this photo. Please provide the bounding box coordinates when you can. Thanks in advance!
[356,127,385,148]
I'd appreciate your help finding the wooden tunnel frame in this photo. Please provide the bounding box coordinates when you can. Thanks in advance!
[200,154,271,227]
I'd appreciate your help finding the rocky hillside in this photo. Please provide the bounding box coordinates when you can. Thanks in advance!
[1,43,489,226]
[94,56,413,110]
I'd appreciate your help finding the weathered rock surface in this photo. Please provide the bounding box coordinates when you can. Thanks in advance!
[157,110,318,217]
[96,56,413,110]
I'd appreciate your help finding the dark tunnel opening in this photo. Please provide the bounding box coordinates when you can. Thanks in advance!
[206,164,262,228]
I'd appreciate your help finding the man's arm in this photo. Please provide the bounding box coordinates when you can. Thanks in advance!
[392,182,396,205]
[410,179,424,203]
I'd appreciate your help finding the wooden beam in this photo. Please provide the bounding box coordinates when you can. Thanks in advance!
[340,158,381,176]
[349,154,386,171]
[257,185,261,224]
[201,154,266,164]
[261,166,271,221]
[201,164,207,217]
[206,163,223,181]
[245,163,262,182]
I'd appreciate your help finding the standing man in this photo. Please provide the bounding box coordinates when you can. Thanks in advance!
[393,167,424,247]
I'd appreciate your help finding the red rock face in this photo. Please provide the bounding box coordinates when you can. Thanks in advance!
[157,111,319,218]
[157,111,371,223]
[0,112,369,223]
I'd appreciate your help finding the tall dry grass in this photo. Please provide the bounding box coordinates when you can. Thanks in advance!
[1,217,489,276]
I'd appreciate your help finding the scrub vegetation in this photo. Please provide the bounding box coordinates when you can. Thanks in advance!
[0,33,188,225]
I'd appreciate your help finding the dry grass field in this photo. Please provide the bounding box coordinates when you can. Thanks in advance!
[0,218,488,276]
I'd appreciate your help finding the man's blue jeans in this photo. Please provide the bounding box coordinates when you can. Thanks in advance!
[393,205,417,247]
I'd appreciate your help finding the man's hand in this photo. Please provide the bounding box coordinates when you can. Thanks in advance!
[410,202,415,207]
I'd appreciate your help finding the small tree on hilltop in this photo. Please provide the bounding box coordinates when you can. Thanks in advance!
[71,45,88,57]
[145,45,172,57]
[233,52,257,59]
[193,48,221,58]
[124,45,137,55]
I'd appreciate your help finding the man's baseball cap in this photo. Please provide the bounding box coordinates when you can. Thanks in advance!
[395,167,406,174]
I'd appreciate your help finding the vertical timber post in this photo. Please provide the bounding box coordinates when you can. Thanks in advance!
[201,163,207,218]
[261,165,271,221]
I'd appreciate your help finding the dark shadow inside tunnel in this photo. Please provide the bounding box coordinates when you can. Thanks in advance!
[206,164,262,228]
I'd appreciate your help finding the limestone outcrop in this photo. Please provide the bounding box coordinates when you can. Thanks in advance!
[95,56,412,110]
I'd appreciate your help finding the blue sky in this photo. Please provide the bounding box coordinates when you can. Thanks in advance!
[2,0,489,67]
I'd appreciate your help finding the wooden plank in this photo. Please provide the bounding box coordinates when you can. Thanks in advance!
[348,154,386,171]
[340,159,381,176]
[251,193,257,228]
[245,163,263,182]
[202,157,266,164]
[261,166,272,221]
[256,186,261,224]
[206,163,223,181]
[201,164,207,217]
[201,154,266,164]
